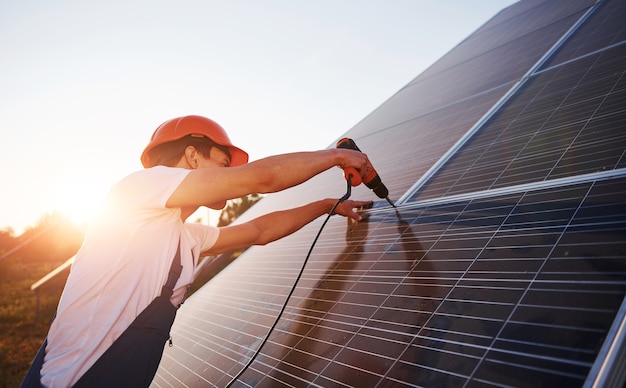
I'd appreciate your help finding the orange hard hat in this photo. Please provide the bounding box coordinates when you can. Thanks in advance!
[141,115,249,168]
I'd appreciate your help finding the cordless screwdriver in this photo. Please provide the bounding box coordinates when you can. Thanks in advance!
[336,137,396,208]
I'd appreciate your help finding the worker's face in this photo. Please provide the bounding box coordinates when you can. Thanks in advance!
[197,147,231,169]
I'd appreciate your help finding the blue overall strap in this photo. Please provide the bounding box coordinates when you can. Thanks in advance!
[160,241,182,300]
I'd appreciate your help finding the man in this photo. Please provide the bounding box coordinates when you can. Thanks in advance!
[25,115,371,387]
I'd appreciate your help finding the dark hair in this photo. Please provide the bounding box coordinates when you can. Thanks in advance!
[148,135,231,167]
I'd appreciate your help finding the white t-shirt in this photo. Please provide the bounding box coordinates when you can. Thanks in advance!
[41,166,220,387]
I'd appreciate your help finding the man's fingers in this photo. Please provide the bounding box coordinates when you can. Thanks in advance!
[336,200,373,221]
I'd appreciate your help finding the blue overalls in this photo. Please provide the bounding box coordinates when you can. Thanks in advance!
[22,242,183,388]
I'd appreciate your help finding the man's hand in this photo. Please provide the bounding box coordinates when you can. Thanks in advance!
[333,200,373,222]
[206,198,373,255]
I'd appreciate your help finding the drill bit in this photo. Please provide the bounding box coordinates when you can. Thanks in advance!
[385,197,396,208]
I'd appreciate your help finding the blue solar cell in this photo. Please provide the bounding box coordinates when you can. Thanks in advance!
[414,43,626,200]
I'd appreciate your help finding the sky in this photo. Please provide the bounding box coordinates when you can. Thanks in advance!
[0,0,517,234]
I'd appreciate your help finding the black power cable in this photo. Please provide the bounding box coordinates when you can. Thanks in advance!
[225,178,354,387]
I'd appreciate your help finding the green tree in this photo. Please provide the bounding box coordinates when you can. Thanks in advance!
[217,193,262,226]
[0,228,16,258]
[14,212,83,266]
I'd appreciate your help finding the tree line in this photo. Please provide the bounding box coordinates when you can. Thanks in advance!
[0,212,84,267]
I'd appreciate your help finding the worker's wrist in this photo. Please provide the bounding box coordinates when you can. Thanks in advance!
[323,198,338,215]
[329,149,346,169]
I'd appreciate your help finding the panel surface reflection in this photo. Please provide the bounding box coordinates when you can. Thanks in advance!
[155,177,626,386]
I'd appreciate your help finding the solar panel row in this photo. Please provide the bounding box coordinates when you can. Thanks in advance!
[153,0,626,386]
[415,42,626,200]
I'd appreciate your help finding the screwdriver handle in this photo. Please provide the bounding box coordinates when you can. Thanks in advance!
[342,166,362,187]
[336,137,390,199]
[337,138,364,187]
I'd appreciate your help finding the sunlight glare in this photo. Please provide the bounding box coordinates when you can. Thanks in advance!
[54,177,108,226]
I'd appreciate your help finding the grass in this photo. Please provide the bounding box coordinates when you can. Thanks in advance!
[0,257,67,387]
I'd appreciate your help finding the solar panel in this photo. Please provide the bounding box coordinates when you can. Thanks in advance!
[346,8,585,141]
[412,0,595,87]
[153,0,626,386]
[413,33,626,201]
[543,0,626,67]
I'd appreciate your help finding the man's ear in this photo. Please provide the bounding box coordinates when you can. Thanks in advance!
[184,146,198,168]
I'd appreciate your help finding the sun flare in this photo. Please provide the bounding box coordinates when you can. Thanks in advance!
[54,177,108,226]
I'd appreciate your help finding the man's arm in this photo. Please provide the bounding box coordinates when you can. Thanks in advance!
[203,198,372,256]
[167,149,368,209]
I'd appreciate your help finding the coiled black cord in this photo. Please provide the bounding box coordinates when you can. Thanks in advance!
[225,177,353,387]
